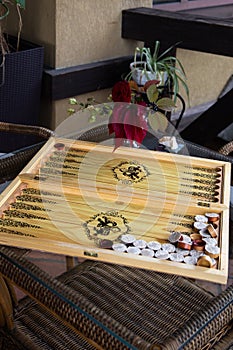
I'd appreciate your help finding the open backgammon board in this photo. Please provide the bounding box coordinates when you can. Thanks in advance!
[0,137,231,283]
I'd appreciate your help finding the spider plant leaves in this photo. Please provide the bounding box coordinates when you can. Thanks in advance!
[152,40,160,61]
[157,41,182,61]
[132,40,189,102]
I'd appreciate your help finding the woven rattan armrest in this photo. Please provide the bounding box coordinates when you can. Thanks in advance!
[219,141,233,156]
[0,122,54,183]
[183,138,233,164]
[0,246,233,350]
[0,122,54,140]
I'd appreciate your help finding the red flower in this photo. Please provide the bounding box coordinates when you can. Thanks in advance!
[108,104,128,150]
[108,103,148,150]
[124,104,148,144]
[112,81,131,103]
[109,80,154,150]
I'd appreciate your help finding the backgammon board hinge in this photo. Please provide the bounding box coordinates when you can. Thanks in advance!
[84,251,98,258]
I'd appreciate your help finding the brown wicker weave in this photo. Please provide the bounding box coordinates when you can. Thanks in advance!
[0,247,233,350]
[0,122,54,140]
[219,141,233,156]
[0,122,233,349]
[0,122,54,183]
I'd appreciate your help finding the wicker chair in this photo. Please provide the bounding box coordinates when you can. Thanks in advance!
[219,141,233,157]
[1,247,233,350]
[0,121,54,184]
[0,122,233,350]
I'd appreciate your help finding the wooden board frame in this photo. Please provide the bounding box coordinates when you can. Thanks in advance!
[0,137,231,284]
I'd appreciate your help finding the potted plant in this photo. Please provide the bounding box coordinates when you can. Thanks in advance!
[0,0,44,152]
[128,41,189,102]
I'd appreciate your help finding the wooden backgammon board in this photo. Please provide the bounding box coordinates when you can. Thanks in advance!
[0,137,231,283]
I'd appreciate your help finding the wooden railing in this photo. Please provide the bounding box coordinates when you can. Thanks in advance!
[121,7,233,57]
[43,56,132,101]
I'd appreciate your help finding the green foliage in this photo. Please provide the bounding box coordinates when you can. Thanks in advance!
[148,110,168,132]
[15,0,25,8]
[131,41,189,103]
[156,97,176,112]
[145,83,176,133]
[146,84,176,110]
[146,84,159,104]
[67,83,175,135]
[68,97,113,123]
